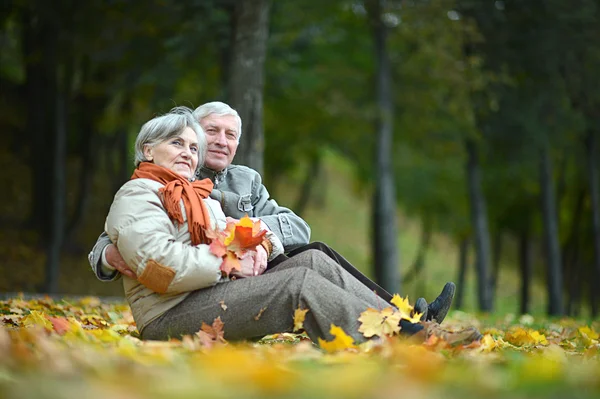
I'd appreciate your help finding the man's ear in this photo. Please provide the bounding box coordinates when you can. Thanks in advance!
[143,144,153,161]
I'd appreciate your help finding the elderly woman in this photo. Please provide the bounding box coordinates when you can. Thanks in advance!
[105,106,481,345]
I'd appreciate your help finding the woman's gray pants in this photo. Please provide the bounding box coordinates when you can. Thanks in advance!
[142,249,389,343]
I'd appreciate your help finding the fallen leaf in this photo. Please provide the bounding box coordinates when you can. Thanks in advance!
[293,308,309,332]
[254,308,267,321]
[358,307,400,338]
[21,311,53,331]
[219,301,228,311]
[318,324,357,353]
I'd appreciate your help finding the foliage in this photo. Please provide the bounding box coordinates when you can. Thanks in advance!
[1,296,599,399]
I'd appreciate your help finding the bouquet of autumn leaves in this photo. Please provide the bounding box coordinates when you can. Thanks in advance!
[207,215,268,278]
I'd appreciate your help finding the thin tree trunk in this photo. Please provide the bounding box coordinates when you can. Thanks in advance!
[366,0,400,294]
[455,237,469,310]
[564,189,585,316]
[491,230,503,295]
[23,10,54,240]
[519,225,533,315]
[403,217,432,284]
[294,152,322,216]
[465,138,493,311]
[45,64,67,294]
[586,131,600,317]
[228,0,270,175]
[539,143,564,316]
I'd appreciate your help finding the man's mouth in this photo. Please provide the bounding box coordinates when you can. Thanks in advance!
[208,149,228,156]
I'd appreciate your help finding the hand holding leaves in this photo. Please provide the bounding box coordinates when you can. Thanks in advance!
[207,215,268,278]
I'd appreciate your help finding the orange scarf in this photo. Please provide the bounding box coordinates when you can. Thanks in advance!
[131,162,214,245]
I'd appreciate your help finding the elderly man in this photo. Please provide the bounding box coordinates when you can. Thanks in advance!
[89,101,454,323]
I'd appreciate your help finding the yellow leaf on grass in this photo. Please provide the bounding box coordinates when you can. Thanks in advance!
[21,311,53,331]
[579,326,599,340]
[293,308,309,332]
[504,327,548,347]
[358,307,400,338]
[318,324,357,353]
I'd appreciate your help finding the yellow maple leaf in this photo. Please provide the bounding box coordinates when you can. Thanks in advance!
[578,326,599,341]
[390,294,422,323]
[504,327,548,346]
[479,334,499,352]
[358,307,401,338]
[21,310,53,331]
[293,308,309,332]
[318,324,357,353]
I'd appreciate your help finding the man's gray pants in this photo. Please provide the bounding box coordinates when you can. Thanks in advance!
[142,249,387,343]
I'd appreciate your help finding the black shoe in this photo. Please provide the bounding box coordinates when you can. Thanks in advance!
[427,282,456,323]
[414,297,428,321]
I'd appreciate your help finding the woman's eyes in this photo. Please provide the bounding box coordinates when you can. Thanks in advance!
[190,146,198,153]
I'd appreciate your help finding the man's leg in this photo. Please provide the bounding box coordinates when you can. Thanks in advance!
[286,242,394,303]
[286,242,455,323]
[142,251,386,343]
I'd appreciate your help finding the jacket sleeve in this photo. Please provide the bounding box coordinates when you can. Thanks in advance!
[88,231,120,282]
[249,174,311,252]
[105,181,222,294]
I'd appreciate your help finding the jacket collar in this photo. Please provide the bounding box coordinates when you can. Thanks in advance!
[198,166,228,187]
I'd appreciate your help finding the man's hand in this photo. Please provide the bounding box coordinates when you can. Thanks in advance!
[105,244,137,279]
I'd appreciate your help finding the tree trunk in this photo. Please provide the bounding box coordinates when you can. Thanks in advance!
[228,0,270,175]
[465,138,493,311]
[403,217,432,284]
[519,226,533,315]
[455,237,469,310]
[564,189,585,316]
[539,143,564,316]
[44,64,67,294]
[366,0,400,295]
[491,231,503,296]
[294,152,322,216]
[586,131,600,317]
[23,9,54,240]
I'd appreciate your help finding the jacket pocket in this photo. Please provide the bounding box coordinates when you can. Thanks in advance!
[237,194,254,213]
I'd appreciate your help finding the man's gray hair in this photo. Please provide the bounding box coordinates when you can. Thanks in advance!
[134,106,207,173]
[192,101,242,142]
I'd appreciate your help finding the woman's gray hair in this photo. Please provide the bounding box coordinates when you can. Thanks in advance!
[192,101,242,142]
[134,106,207,173]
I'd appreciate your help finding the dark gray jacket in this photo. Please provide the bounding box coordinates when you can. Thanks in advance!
[89,164,311,281]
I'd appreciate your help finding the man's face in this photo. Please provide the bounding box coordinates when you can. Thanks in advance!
[201,114,239,172]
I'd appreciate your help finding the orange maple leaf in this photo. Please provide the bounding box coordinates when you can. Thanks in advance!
[219,252,241,276]
[196,316,226,348]
[225,215,267,254]
[209,215,267,277]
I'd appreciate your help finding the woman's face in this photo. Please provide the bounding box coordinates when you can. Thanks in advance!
[144,127,199,179]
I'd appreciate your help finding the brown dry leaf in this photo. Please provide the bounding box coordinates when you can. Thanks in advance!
[293,308,309,332]
[254,308,267,321]
[196,316,226,348]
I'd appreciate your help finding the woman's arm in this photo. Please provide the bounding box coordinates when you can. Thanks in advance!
[105,180,222,294]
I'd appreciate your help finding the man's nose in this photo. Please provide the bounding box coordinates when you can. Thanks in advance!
[215,131,227,146]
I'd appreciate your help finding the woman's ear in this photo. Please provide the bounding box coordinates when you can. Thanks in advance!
[143,144,153,161]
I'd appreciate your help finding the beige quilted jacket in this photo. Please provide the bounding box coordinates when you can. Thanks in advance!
[105,178,283,334]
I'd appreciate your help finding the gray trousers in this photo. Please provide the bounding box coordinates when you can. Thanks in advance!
[142,250,388,343]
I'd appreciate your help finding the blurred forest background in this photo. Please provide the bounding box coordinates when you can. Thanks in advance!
[0,0,598,318]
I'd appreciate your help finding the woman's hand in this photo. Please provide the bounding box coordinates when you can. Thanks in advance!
[230,245,268,279]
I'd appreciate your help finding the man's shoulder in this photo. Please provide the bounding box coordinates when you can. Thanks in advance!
[227,164,262,179]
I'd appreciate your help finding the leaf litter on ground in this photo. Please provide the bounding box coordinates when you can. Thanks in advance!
[0,295,599,399]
